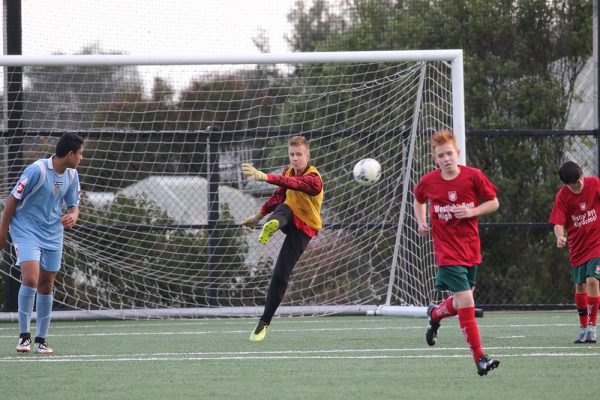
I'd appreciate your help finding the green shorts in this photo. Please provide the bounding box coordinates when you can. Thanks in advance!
[571,258,600,284]
[435,265,479,293]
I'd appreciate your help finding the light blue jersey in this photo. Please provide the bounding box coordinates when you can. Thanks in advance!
[9,157,80,250]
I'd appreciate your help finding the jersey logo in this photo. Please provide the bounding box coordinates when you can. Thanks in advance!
[448,191,457,201]
[580,202,587,211]
[596,265,600,274]
[53,181,63,195]
[15,176,29,195]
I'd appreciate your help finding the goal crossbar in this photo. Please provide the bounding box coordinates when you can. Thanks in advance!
[0,50,464,66]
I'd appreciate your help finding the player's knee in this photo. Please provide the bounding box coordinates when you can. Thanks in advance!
[37,281,54,294]
[22,277,38,289]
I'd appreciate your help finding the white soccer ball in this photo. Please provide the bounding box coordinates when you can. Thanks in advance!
[353,158,381,185]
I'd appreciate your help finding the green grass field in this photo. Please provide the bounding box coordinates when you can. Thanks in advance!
[0,311,597,400]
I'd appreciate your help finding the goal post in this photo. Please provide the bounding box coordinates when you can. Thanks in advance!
[0,50,465,319]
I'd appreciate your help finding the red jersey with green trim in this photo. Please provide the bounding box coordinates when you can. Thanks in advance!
[414,166,498,267]
[549,176,600,267]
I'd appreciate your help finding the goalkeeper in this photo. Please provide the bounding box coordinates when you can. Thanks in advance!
[240,136,323,342]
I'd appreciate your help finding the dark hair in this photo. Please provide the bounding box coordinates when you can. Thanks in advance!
[56,132,84,157]
[558,161,582,184]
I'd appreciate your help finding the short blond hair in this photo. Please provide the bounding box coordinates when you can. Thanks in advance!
[431,130,457,150]
[289,135,309,149]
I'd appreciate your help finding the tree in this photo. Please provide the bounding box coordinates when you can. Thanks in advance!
[288,0,591,129]
[286,0,347,52]
[284,0,592,304]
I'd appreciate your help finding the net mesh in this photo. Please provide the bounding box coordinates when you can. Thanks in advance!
[0,54,457,314]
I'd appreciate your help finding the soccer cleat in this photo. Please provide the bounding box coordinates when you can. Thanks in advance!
[258,220,279,245]
[585,326,597,343]
[476,355,500,376]
[249,320,270,342]
[34,337,54,355]
[16,332,31,353]
[574,327,588,344]
[425,304,440,346]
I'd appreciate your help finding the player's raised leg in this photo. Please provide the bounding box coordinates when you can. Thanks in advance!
[258,204,292,245]
[426,296,457,346]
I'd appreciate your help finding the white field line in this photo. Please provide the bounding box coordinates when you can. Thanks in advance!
[0,318,576,332]
[1,345,596,360]
[0,322,581,339]
[0,326,428,338]
[1,347,599,363]
[0,318,414,331]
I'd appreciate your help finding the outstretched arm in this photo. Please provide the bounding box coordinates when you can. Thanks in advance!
[266,173,322,196]
[241,163,322,196]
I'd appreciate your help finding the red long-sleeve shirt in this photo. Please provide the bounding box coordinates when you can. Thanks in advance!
[260,166,323,237]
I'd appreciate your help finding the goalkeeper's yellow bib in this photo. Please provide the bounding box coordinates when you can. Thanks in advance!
[284,165,323,231]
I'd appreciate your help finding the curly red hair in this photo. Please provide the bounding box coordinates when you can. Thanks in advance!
[431,130,458,150]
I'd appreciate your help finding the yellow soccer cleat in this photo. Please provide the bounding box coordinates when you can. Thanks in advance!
[258,220,279,245]
[249,320,270,342]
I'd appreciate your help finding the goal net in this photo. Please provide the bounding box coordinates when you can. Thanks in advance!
[0,51,464,318]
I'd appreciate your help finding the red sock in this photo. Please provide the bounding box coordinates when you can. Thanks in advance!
[588,296,600,327]
[432,296,457,322]
[575,293,589,328]
[458,307,484,363]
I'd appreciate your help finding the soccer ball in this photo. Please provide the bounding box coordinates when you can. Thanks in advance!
[353,158,381,185]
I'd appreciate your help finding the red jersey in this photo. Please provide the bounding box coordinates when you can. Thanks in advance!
[259,165,323,238]
[413,166,498,267]
[549,176,600,267]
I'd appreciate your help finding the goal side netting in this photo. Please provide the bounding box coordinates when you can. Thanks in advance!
[0,51,464,319]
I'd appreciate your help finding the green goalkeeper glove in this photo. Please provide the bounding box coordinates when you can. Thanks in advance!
[241,163,268,182]
[240,212,263,229]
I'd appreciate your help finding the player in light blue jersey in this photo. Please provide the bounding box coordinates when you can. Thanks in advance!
[0,132,84,355]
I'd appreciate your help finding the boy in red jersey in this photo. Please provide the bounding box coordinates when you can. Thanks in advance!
[413,130,500,376]
[240,136,323,342]
[549,161,599,344]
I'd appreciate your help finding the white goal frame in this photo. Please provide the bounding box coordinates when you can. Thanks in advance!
[0,50,466,320]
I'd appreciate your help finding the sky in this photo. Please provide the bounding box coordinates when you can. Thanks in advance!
[1,0,306,94]
[13,0,297,55]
